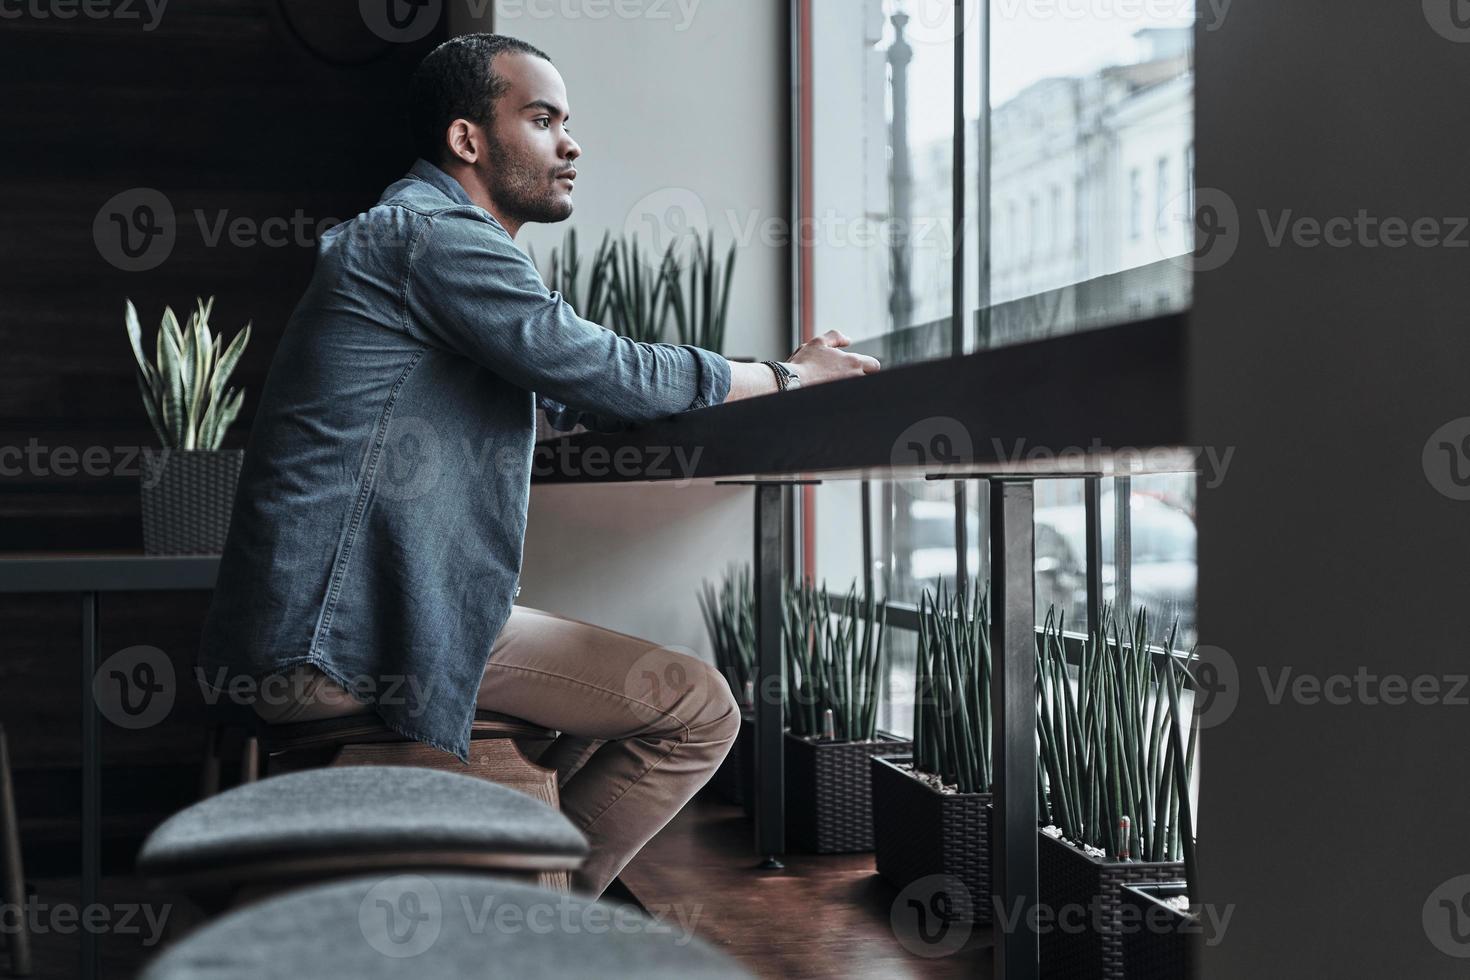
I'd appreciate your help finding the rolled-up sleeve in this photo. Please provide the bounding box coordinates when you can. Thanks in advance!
[405,207,732,423]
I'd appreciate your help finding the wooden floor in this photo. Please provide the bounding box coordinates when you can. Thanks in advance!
[619,792,994,979]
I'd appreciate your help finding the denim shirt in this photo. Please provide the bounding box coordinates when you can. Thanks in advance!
[197,158,731,763]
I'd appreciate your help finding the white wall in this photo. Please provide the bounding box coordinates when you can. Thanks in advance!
[448,1,789,656]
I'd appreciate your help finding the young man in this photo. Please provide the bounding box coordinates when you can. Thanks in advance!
[196,33,880,899]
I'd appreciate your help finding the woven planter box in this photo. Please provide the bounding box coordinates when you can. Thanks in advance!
[1039,831,1185,980]
[1119,882,1197,980]
[710,713,754,807]
[140,449,244,555]
[870,755,992,924]
[784,731,911,854]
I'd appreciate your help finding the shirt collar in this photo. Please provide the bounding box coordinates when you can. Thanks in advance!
[406,157,477,209]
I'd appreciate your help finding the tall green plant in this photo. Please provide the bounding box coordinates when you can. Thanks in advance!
[1036,605,1198,865]
[125,296,250,451]
[539,227,617,327]
[605,237,678,343]
[663,230,736,353]
[782,578,888,741]
[912,580,993,794]
[698,563,755,706]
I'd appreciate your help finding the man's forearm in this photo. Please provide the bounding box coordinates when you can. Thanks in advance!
[721,359,782,402]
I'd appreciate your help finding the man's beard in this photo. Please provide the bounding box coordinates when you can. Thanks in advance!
[481,133,572,225]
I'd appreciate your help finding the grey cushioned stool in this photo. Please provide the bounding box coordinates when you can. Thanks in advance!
[137,766,588,914]
[139,872,751,980]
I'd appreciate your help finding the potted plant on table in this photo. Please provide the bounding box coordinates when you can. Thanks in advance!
[697,562,757,807]
[782,577,912,853]
[870,580,994,924]
[124,296,251,555]
[1036,605,1199,979]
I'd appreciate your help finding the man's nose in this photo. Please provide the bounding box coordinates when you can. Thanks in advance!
[562,134,581,161]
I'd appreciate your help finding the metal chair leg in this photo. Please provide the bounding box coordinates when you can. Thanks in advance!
[0,724,33,977]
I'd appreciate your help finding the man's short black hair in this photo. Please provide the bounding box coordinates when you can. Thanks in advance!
[408,33,553,165]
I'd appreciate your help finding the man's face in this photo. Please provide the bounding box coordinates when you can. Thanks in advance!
[476,53,580,227]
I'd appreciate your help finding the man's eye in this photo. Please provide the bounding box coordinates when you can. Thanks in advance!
[536,118,550,128]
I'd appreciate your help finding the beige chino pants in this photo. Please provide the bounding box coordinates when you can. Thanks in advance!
[251,605,741,899]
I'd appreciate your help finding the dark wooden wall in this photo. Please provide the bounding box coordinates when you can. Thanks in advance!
[0,1,446,872]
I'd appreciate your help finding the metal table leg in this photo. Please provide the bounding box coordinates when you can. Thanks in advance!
[989,479,1038,980]
[752,483,785,867]
[81,590,98,980]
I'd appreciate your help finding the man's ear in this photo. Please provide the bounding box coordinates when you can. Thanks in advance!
[445,118,484,165]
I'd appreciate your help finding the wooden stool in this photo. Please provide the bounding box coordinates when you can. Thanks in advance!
[257,709,561,813]
[137,766,588,916]
[0,725,31,977]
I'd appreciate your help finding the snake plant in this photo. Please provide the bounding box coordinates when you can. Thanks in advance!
[698,563,756,706]
[539,228,735,353]
[782,578,889,741]
[663,229,736,354]
[125,296,250,451]
[912,580,993,794]
[1036,605,1199,873]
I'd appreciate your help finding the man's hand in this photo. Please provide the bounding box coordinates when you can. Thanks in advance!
[787,329,881,386]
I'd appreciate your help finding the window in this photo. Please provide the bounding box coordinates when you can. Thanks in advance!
[1129,168,1143,240]
[1156,155,1171,235]
[806,0,956,369]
